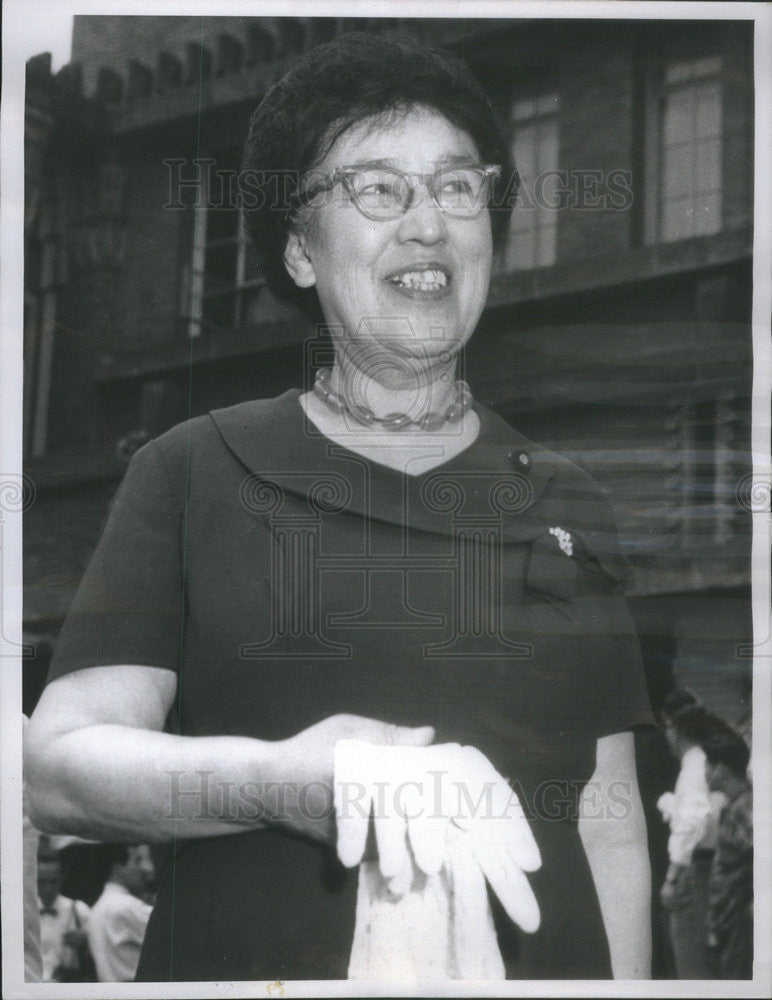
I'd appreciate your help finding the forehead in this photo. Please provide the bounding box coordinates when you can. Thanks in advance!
[38,862,61,877]
[321,106,480,171]
[127,845,151,864]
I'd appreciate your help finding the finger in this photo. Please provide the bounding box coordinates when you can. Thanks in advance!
[407,811,448,876]
[455,749,541,873]
[480,780,541,873]
[373,807,410,879]
[499,814,542,873]
[447,829,506,980]
[366,743,412,878]
[334,739,373,868]
[450,786,540,876]
[473,834,541,933]
[448,745,508,829]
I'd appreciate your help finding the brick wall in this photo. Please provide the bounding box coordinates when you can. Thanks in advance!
[557,34,636,263]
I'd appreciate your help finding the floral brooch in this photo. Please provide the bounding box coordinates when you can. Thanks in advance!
[548,526,574,557]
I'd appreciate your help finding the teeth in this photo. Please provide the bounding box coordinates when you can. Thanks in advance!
[390,269,448,291]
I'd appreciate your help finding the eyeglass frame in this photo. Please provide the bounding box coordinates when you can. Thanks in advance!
[291,163,502,221]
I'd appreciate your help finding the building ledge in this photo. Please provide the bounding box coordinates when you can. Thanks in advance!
[488,226,752,308]
[94,315,312,382]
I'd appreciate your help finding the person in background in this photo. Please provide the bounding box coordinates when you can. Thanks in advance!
[660,687,698,725]
[658,703,725,978]
[87,845,155,982]
[734,668,752,780]
[702,728,753,979]
[36,842,91,982]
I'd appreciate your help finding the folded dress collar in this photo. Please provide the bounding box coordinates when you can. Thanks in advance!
[209,390,633,603]
[209,389,556,542]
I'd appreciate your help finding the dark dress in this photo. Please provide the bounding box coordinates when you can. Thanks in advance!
[48,389,653,981]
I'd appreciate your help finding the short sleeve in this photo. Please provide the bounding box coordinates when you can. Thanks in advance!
[532,460,655,740]
[47,441,184,681]
[571,554,655,740]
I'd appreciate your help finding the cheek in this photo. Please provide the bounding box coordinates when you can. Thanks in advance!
[464,221,493,269]
[309,217,381,289]
[459,226,493,304]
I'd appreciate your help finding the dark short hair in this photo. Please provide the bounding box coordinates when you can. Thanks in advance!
[669,706,732,746]
[94,843,134,870]
[662,687,699,722]
[241,31,517,311]
[702,730,751,778]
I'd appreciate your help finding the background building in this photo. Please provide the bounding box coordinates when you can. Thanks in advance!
[24,15,754,726]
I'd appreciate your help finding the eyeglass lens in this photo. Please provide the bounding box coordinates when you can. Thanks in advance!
[347,168,492,218]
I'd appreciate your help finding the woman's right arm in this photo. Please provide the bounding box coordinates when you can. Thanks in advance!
[24,664,433,845]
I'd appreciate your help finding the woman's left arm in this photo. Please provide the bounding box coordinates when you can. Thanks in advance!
[578,730,652,979]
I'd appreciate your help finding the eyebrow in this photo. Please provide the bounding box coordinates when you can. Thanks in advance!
[340,154,483,170]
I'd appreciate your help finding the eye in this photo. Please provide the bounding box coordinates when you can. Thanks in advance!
[360,181,397,197]
[434,171,488,215]
[440,177,474,196]
[351,171,405,205]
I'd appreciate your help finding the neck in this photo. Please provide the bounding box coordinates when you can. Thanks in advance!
[329,353,460,425]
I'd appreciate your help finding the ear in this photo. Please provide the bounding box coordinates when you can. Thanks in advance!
[283,230,316,288]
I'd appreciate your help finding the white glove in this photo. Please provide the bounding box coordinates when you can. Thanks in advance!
[657,791,675,823]
[334,739,541,934]
[444,744,541,933]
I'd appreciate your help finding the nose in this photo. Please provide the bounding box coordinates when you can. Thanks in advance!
[395,188,449,245]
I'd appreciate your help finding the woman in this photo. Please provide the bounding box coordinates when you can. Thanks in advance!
[26,33,653,981]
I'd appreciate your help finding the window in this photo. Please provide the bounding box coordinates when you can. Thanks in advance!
[184,153,291,338]
[657,56,722,242]
[200,205,263,333]
[24,177,66,457]
[185,43,213,85]
[503,94,560,271]
[665,392,748,544]
[216,34,244,76]
[246,25,274,65]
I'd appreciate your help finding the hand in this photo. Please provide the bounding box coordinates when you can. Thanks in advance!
[660,866,689,911]
[659,879,677,912]
[656,791,675,823]
[449,745,542,933]
[274,714,435,844]
[334,740,542,934]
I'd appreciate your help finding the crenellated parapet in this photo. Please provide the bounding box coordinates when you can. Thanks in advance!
[32,17,500,132]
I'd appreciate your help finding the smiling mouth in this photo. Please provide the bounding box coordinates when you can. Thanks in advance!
[387,268,450,293]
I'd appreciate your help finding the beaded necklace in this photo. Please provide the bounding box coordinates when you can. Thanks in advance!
[313,367,473,431]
